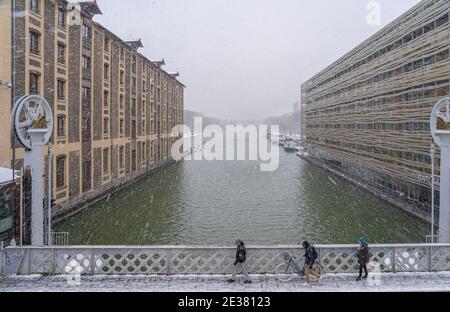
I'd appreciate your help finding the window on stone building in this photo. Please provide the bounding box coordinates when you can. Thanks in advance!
[82,24,91,41]
[132,77,136,91]
[119,146,124,169]
[119,94,124,110]
[131,99,136,116]
[57,115,65,137]
[82,160,91,192]
[82,87,90,106]
[103,118,109,136]
[30,0,40,14]
[82,55,91,80]
[104,37,110,52]
[132,55,137,73]
[119,119,124,137]
[58,7,65,27]
[103,91,109,107]
[103,148,110,174]
[30,31,40,54]
[131,150,137,171]
[142,142,146,161]
[29,72,39,94]
[104,63,109,80]
[131,120,136,138]
[57,79,65,100]
[82,117,90,142]
[57,42,66,64]
[120,70,124,85]
[56,156,66,188]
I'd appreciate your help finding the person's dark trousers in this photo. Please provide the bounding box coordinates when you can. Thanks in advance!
[359,264,368,278]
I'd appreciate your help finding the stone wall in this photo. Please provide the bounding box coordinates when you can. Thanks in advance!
[53,159,175,221]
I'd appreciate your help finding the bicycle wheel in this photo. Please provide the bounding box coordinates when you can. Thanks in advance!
[275,263,295,282]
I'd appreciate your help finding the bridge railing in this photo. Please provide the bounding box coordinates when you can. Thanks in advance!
[2,244,450,275]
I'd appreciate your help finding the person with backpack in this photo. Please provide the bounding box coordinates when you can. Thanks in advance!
[302,240,320,288]
[356,237,370,281]
[227,240,252,284]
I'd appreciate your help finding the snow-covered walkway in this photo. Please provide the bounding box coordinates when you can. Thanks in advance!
[1,272,450,292]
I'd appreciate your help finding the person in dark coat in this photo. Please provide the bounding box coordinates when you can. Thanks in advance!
[302,240,320,287]
[356,237,369,281]
[227,240,251,284]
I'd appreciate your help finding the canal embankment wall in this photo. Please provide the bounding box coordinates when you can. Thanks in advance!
[300,150,432,224]
[53,159,177,224]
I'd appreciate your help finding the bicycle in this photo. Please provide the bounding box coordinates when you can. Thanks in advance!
[275,253,324,282]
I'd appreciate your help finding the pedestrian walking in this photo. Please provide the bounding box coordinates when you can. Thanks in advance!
[302,240,320,288]
[227,240,252,284]
[356,237,369,281]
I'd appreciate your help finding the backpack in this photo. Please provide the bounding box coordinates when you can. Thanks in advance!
[237,245,246,263]
[311,246,318,262]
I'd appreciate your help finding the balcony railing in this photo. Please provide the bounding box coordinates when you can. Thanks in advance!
[43,232,70,246]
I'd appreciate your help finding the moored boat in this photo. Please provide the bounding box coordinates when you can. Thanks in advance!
[283,143,297,153]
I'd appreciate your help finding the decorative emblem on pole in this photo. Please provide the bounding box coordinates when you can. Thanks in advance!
[11,95,54,149]
[430,97,450,147]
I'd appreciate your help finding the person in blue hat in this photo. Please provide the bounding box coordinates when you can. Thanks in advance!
[356,237,369,281]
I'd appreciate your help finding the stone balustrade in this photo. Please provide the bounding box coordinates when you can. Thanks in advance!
[2,244,450,275]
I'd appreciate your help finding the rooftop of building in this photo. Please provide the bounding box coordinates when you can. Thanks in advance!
[301,0,444,87]
[75,1,185,88]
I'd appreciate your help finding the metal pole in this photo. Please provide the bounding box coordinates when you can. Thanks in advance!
[439,142,450,243]
[20,167,23,245]
[47,143,52,246]
[11,0,16,182]
[29,130,47,246]
[431,143,435,242]
[0,241,3,274]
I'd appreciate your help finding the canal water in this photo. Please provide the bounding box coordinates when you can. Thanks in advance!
[56,138,428,245]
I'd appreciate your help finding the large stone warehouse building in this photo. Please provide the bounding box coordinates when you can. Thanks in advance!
[0,0,185,217]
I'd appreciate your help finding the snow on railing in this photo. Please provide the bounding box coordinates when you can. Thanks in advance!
[1,244,450,275]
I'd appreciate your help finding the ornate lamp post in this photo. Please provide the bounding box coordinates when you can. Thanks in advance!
[430,97,450,243]
[11,95,53,246]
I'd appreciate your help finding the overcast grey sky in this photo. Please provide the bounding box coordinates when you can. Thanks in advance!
[95,0,420,120]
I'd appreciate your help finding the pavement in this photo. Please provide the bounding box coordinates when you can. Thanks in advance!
[1,272,450,292]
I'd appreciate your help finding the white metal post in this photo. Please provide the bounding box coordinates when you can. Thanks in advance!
[430,144,435,241]
[29,129,48,246]
[439,139,450,243]
[47,143,52,246]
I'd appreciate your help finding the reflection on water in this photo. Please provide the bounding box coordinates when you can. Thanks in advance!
[56,138,428,245]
